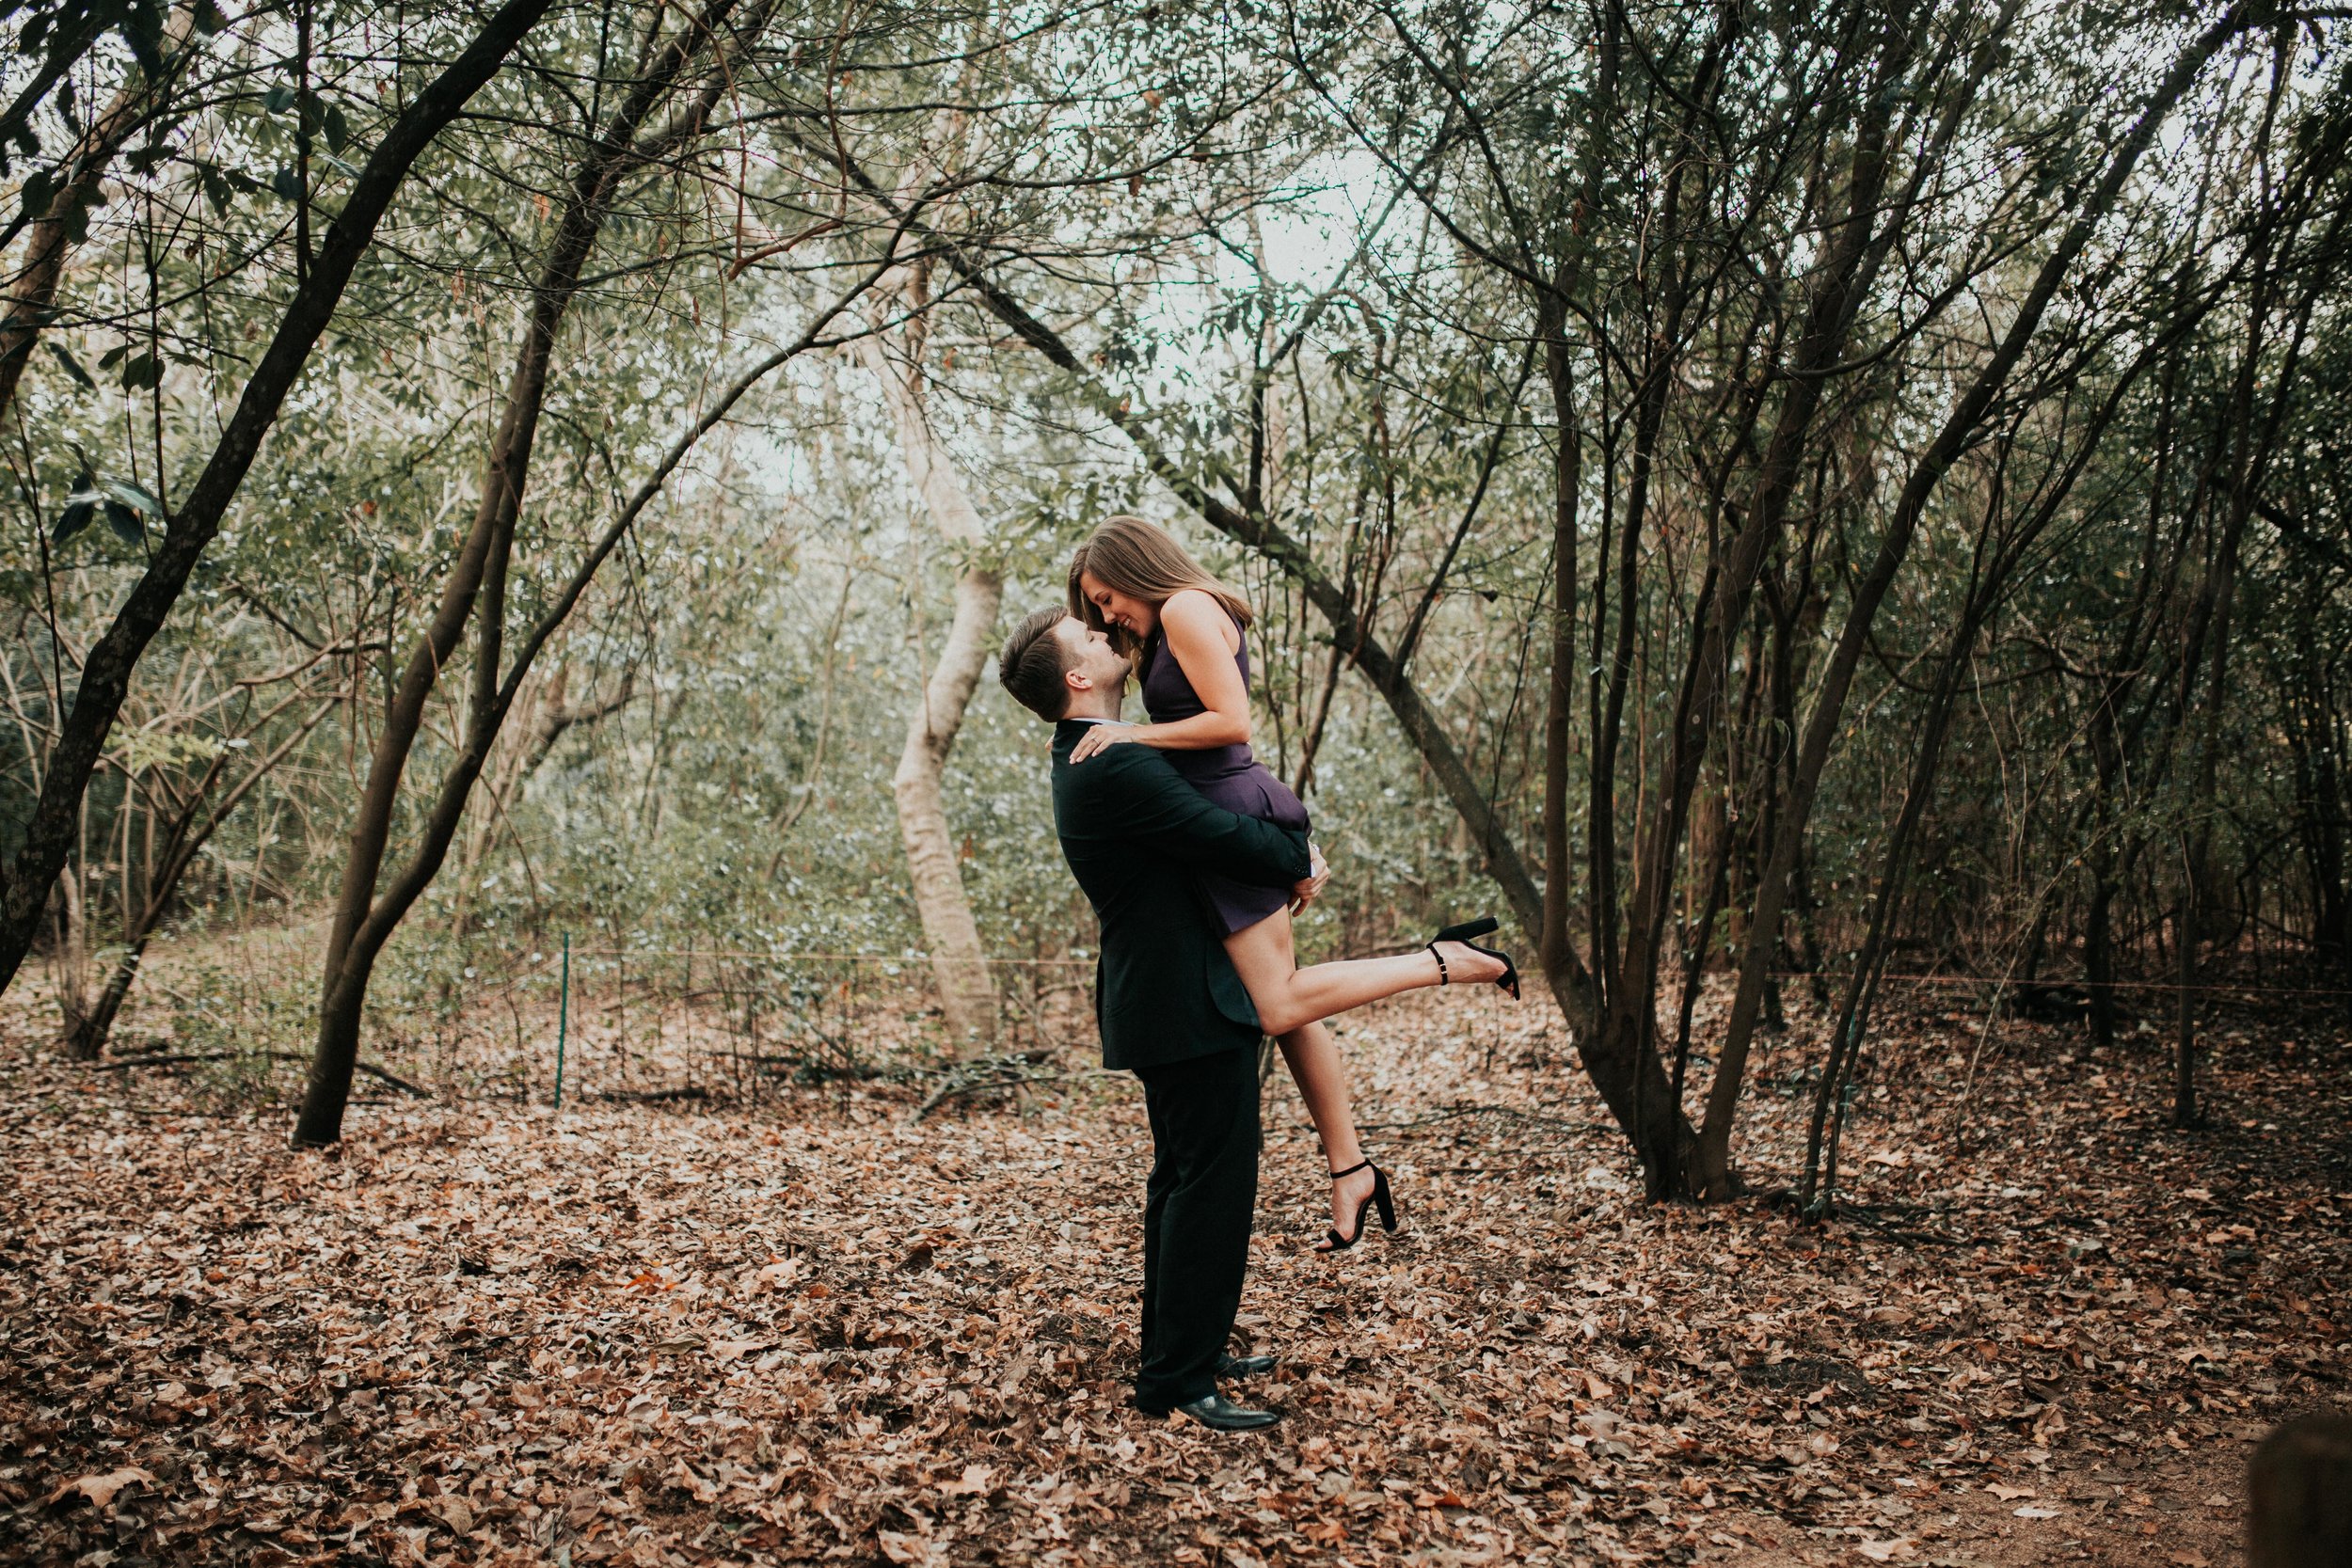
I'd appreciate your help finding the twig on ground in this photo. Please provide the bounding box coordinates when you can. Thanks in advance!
[1356,1102,1608,1135]
[89,1051,431,1098]
[908,1062,1120,1123]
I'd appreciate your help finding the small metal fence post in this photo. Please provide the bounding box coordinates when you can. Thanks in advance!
[554,932,570,1110]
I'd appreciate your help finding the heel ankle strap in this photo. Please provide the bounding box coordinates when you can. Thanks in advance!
[1427,942,1450,985]
[1328,1159,1373,1180]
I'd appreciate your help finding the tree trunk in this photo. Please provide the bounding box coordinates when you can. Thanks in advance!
[0,3,199,425]
[1800,602,1984,1209]
[301,314,849,1143]
[856,299,1002,1049]
[2171,81,2346,1126]
[2280,633,2350,990]
[1698,5,2243,1195]
[2173,857,2201,1128]
[300,1,756,1146]
[63,696,333,1059]
[1535,260,1703,1197]
[0,0,556,995]
[452,665,632,932]
[893,566,1001,1047]
[2085,857,2120,1048]
[2249,1413,2352,1568]
[50,845,91,1048]
[1630,1,1968,1196]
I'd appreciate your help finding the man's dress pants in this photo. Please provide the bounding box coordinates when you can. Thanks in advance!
[1131,1045,1260,1411]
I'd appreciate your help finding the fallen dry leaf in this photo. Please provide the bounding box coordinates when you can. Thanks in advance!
[877,1528,947,1566]
[0,983,2324,1568]
[937,1462,995,1497]
[44,1466,154,1509]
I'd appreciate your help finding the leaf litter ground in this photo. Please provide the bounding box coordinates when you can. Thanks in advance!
[2,975,2346,1566]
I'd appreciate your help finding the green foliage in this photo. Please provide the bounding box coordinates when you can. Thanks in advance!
[1,0,2348,1124]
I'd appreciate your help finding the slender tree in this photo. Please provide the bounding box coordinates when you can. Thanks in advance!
[0,0,558,993]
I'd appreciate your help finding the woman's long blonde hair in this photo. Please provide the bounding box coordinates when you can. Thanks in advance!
[1067,515,1254,660]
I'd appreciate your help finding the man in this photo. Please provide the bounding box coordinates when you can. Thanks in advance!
[998,605,1323,1432]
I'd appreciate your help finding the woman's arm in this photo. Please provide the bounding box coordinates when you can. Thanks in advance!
[1140,591,1250,747]
[1071,745,1311,887]
[1070,590,1248,762]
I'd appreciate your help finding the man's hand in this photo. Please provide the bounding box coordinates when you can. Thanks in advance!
[1291,842,1329,910]
[1069,722,1143,763]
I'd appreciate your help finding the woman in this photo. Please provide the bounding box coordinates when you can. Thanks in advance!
[1066,515,1518,1250]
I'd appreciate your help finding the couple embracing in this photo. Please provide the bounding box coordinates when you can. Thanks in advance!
[997,515,1519,1431]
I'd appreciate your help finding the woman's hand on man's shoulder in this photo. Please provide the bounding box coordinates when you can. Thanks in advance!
[1069,721,1145,764]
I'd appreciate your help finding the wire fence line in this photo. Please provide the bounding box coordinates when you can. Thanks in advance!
[433,946,1103,1105]
[573,947,1099,967]
[1775,968,2352,1001]
[110,928,1104,1107]
[95,920,2347,1111]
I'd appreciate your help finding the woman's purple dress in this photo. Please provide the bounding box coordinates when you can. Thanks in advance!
[1141,621,1311,935]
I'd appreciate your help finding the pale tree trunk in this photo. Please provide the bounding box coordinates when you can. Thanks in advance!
[854,295,1001,1049]
[50,832,91,1045]
[0,3,199,425]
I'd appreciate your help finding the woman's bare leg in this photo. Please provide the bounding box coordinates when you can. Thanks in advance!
[1272,1021,1378,1246]
[1224,908,1505,1038]
[1227,908,1505,1245]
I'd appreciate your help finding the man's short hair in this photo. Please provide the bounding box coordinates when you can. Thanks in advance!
[999,605,1073,721]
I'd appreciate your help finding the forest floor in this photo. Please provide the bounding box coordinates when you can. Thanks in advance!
[1,959,2347,1567]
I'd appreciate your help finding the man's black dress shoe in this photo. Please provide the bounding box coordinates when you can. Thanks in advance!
[1168,1394,1279,1431]
[1216,1354,1277,1379]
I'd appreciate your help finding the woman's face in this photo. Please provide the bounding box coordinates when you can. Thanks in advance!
[1077,570,1158,638]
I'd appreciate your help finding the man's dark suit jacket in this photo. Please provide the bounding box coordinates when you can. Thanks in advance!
[1050,719,1312,1070]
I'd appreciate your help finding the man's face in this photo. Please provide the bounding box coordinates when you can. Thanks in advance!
[1051,614,1128,704]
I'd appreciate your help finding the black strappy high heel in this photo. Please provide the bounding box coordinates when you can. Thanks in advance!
[1321,1159,1397,1251]
[1428,915,1521,1000]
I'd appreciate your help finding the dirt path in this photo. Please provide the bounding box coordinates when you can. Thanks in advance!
[1,984,2343,1564]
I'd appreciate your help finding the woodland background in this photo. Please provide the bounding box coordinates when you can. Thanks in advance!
[1,0,2349,1563]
